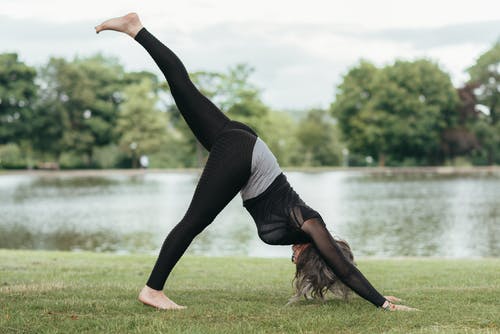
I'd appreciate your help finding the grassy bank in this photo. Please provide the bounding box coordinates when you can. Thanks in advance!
[0,250,498,334]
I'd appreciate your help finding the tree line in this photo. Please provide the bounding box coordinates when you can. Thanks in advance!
[0,41,498,169]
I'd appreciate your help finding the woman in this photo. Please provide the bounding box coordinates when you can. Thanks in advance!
[95,13,417,311]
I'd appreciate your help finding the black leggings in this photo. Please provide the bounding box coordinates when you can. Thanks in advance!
[135,28,257,290]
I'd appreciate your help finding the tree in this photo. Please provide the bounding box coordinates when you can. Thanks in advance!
[33,58,69,162]
[469,117,500,165]
[330,61,383,163]
[468,41,500,125]
[294,108,342,166]
[440,83,481,160]
[215,64,270,133]
[0,53,37,146]
[36,55,126,166]
[217,64,262,112]
[258,109,298,166]
[115,79,169,168]
[467,41,500,164]
[332,59,458,166]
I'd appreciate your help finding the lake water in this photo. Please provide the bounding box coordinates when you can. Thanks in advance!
[0,170,499,258]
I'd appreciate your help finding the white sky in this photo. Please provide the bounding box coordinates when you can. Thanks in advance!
[2,0,499,109]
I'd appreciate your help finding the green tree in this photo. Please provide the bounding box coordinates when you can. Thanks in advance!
[37,55,126,166]
[294,108,342,166]
[469,117,500,165]
[0,53,37,146]
[222,64,269,130]
[0,143,25,168]
[467,41,500,164]
[259,110,298,166]
[115,79,169,168]
[332,59,458,166]
[330,61,382,163]
[468,41,500,124]
[33,58,69,162]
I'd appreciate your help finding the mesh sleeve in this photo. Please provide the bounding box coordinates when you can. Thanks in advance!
[301,218,386,307]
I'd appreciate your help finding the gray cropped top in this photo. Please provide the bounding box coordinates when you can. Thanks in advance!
[240,137,282,201]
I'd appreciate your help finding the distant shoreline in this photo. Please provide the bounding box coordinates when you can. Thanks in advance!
[1,165,499,177]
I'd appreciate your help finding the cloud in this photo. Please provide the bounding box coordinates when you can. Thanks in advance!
[362,20,500,48]
[170,22,350,108]
[0,15,96,42]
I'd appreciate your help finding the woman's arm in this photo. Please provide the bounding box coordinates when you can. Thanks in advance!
[301,218,387,307]
[301,219,419,311]
[302,219,419,311]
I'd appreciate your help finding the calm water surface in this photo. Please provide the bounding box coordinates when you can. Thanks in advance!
[0,171,498,258]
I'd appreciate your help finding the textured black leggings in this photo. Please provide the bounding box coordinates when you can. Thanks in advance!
[135,28,257,290]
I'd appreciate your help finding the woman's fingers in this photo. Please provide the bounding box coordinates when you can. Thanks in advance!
[384,295,403,303]
[392,304,420,312]
[383,297,419,311]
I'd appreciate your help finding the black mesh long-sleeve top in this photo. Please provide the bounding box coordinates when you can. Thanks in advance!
[243,173,387,307]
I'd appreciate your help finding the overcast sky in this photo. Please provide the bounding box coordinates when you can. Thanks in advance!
[2,0,499,110]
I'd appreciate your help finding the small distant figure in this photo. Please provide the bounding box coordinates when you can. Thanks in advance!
[139,155,149,169]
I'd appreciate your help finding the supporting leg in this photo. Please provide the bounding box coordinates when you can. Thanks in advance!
[140,129,256,308]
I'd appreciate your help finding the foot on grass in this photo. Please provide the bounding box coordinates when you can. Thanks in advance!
[95,12,143,38]
[138,285,187,310]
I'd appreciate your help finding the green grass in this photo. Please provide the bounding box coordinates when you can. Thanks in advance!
[0,250,498,334]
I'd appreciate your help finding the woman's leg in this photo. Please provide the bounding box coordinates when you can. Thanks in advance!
[97,13,231,151]
[134,27,233,151]
[96,14,259,148]
[142,129,256,308]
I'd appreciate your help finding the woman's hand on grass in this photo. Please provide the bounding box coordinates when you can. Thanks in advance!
[383,296,420,311]
[384,295,403,303]
[390,304,419,311]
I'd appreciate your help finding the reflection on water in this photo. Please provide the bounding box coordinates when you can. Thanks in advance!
[0,171,498,257]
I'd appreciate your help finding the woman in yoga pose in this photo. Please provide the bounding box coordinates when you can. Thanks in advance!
[95,13,417,311]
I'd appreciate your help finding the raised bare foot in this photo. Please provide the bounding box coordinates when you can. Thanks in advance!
[95,12,143,38]
[138,285,187,310]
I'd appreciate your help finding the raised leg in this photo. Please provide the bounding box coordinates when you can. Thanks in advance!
[96,13,259,150]
[133,21,231,151]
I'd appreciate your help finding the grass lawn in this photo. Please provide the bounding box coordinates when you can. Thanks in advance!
[0,250,498,333]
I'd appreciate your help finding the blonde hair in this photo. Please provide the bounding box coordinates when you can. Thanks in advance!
[288,239,354,304]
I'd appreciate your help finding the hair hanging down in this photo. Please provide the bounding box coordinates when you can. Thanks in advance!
[288,239,355,304]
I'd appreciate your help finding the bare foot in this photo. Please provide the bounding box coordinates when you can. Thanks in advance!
[95,12,143,38]
[138,285,187,310]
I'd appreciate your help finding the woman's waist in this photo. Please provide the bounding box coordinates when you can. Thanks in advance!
[242,173,289,209]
